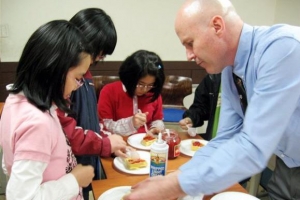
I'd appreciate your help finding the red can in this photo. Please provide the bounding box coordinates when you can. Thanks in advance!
[162,130,181,159]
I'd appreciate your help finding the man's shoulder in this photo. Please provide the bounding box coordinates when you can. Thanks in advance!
[255,24,300,44]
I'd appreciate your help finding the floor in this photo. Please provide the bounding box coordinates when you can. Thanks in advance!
[89,191,94,200]
[247,184,270,200]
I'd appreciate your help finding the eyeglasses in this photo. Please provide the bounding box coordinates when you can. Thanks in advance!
[98,55,106,61]
[95,53,106,62]
[75,78,84,88]
[136,84,155,89]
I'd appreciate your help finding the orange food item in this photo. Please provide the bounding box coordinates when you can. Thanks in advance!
[191,140,204,151]
[141,135,156,146]
[124,158,147,170]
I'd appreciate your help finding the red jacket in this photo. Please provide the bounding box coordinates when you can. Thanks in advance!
[57,104,111,157]
[98,81,164,135]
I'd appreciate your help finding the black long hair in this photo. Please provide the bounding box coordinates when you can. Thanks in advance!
[119,50,165,102]
[70,8,117,61]
[10,20,92,113]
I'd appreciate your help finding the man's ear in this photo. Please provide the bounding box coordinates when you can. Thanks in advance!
[211,15,225,35]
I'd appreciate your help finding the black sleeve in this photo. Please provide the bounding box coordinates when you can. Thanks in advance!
[182,75,212,127]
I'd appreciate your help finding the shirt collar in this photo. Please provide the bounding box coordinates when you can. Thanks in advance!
[122,83,127,92]
[233,23,254,78]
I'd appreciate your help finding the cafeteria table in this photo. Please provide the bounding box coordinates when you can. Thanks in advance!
[92,131,249,200]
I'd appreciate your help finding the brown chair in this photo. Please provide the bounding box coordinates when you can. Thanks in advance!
[92,75,120,100]
[161,75,192,123]
[161,75,192,109]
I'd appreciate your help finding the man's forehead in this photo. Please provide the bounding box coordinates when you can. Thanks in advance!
[175,24,194,46]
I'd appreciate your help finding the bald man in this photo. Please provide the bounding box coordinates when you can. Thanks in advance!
[124,1,300,199]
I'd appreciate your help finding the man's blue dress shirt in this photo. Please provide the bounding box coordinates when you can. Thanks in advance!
[179,23,300,195]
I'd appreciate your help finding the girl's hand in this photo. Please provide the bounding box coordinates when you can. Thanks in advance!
[71,164,94,187]
[108,134,127,154]
[132,112,148,128]
[114,146,136,158]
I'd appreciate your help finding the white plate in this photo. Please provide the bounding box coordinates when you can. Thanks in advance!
[179,139,208,157]
[98,186,203,200]
[127,133,154,150]
[113,150,150,175]
[178,194,204,200]
[211,191,259,200]
[98,186,131,200]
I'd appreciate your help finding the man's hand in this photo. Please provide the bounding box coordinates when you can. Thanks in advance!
[123,170,186,200]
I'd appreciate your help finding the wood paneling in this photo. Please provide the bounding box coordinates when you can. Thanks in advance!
[0,61,207,102]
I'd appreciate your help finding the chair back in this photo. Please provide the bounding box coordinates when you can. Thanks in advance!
[161,75,192,109]
[92,75,120,100]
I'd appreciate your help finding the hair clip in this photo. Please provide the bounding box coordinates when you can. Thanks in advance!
[157,65,162,69]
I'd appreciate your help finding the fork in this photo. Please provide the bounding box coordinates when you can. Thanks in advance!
[138,109,149,133]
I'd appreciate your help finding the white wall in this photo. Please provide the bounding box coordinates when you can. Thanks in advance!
[1,0,300,62]
[0,0,185,61]
[231,0,276,25]
[275,0,300,25]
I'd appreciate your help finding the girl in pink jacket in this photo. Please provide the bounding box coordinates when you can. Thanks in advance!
[0,20,94,200]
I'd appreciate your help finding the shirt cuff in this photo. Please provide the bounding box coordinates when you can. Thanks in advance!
[58,173,81,198]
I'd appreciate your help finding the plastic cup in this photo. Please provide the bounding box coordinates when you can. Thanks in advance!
[187,127,197,137]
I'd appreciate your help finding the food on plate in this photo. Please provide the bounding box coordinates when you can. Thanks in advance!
[191,140,204,151]
[141,135,156,146]
[124,158,147,170]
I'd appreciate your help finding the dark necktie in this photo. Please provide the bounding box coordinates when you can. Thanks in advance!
[233,73,248,114]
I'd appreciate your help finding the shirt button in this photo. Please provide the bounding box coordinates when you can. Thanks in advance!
[281,154,285,158]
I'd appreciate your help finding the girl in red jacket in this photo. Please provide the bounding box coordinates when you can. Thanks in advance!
[98,50,165,136]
